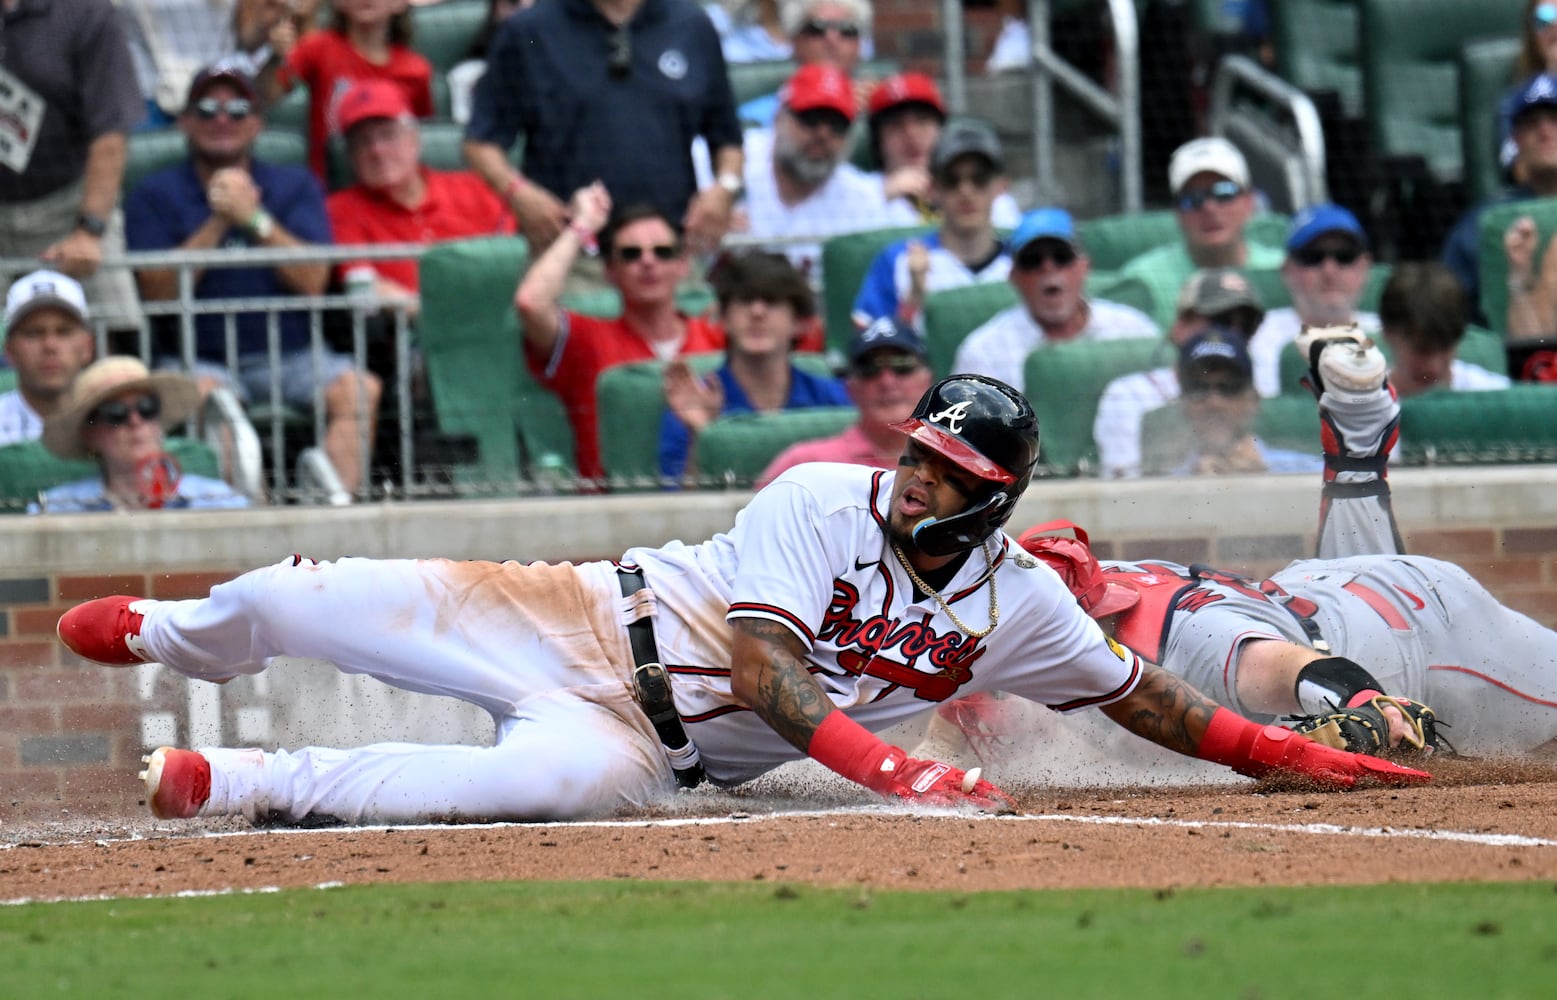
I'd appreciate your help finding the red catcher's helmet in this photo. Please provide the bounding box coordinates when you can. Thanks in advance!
[1016,520,1140,618]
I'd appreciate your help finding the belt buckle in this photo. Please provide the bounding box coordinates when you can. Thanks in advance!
[631,661,704,789]
[632,661,677,727]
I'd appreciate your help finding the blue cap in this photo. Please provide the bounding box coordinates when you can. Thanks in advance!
[1178,326,1252,380]
[848,316,928,364]
[1514,73,1557,125]
[1285,204,1368,252]
[1009,207,1078,256]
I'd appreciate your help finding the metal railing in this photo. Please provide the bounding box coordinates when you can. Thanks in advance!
[1209,55,1329,213]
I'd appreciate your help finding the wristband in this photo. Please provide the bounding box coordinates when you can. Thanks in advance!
[807,711,898,794]
[1195,706,1288,778]
[503,174,526,203]
[247,209,274,240]
[1509,275,1536,295]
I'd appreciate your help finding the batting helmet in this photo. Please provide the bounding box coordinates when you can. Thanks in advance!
[1016,520,1140,618]
[891,374,1040,556]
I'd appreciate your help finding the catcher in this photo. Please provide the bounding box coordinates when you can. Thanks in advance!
[930,326,1552,766]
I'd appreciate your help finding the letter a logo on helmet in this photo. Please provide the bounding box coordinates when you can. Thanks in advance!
[928,400,972,434]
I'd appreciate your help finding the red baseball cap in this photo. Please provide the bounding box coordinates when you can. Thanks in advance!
[867,72,946,121]
[781,64,855,120]
[336,80,413,134]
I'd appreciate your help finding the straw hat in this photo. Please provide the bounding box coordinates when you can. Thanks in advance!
[42,356,200,460]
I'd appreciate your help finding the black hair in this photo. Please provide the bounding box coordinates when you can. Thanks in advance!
[709,251,815,319]
[598,202,682,259]
[1378,261,1466,352]
[333,6,414,47]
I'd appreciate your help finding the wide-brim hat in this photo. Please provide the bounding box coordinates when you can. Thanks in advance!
[42,356,200,460]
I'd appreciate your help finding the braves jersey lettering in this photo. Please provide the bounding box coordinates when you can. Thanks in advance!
[820,579,988,701]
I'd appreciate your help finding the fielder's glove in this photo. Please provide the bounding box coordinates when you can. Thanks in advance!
[1290,695,1449,758]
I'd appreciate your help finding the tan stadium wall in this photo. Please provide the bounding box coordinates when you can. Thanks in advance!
[4,465,1556,822]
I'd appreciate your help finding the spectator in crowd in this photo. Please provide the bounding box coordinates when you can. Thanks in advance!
[952,207,1159,393]
[118,0,290,129]
[0,0,144,333]
[1118,137,1283,329]
[736,0,873,125]
[1495,1,1557,178]
[1379,263,1510,399]
[658,252,846,482]
[326,80,515,308]
[265,0,435,181]
[125,65,381,497]
[515,183,725,485]
[851,120,1013,331]
[1093,268,1266,480]
[755,316,934,487]
[0,272,98,446]
[737,63,893,278]
[32,356,250,513]
[447,0,531,125]
[865,74,1023,229]
[1246,203,1378,398]
[1145,327,1321,478]
[465,0,744,257]
[1445,73,1557,326]
[704,0,790,64]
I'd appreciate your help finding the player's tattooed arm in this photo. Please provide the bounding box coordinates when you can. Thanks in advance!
[730,618,832,752]
[1099,663,1223,757]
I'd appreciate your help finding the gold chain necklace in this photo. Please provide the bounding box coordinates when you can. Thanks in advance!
[891,539,1000,638]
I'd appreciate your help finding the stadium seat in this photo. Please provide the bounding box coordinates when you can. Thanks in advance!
[124,128,307,195]
[1460,37,1521,208]
[1075,211,1181,272]
[595,353,837,489]
[1275,324,1509,397]
[417,236,569,495]
[410,0,487,73]
[695,407,858,486]
[1271,0,1364,120]
[729,60,796,107]
[267,85,310,132]
[1138,394,1321,476]
[0,437,222,514]
[1476,197,1557,336]
[819,225,931,354]
[1022,336,1174,475]
[922,282,1019,378]
[1087,273,1157,322]
[1397,383,1557,464]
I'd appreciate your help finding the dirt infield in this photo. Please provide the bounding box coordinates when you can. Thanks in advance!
[5,756,1556,903]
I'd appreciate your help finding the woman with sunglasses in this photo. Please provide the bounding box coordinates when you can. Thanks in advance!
[31,357,250,514]
[1496,1,1557,178]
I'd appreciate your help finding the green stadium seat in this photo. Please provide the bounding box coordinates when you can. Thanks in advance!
[0,437,222,514]
[1022,336,1175,475]
[1075,211,1180,272]
[595,353,836,489]
[417,236,567,495]
[124,128,307,195]
[268,85,310,132]
[1087,273,1157,321]
[819,225,931,353]
[923,282,1019,379]
[410,0,487,73]
[1275,323,1508,397]
[1359,0,1516,184]
[1271,0,1364,119]
[1460,38,1522,208]
[1397,383,1557,464]
[1476,197,1557,336]
[695,407,858,486]
[729,60,796,107]
[1138,394,1322,476]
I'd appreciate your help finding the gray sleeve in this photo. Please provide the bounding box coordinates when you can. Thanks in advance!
[1160,603,1298,719]
[77,0,145,136]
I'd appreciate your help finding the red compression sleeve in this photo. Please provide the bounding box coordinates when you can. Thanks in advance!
[1195,707,1293,779]
[807,711,899,793]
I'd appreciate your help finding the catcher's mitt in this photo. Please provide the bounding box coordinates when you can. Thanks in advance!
[1290,695,1450,758]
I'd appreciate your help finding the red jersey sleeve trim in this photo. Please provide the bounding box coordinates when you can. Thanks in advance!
[1049,650,1143,713]
[728,602,816,646]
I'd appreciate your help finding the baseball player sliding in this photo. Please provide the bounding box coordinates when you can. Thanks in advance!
[57,375,1425,825]
[930,328,1557,767]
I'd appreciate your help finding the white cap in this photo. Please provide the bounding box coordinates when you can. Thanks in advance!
[5,269,89,332]
[1168,137,1250,194]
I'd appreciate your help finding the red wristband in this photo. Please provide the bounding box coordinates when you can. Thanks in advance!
[1195,706,1289,779]
[503,174,525,202]
[807,711,898,793]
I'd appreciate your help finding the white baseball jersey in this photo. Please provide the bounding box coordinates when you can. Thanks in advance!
[953,303,1160,394]
[0,389,43,447]
[1091,363,1185,480]
[1097,556,1557,755]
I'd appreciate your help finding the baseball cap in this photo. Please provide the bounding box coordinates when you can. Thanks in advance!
[1176,268,1262,318]
[781,64,855,120]
[184,61,258,110]
[5,269,89,331]
[848,316,929,365]
[1168,137,1250,194]
[1009,207,1078,256]
[337,79,414,134]
[867,73,947,121]
[1285,203,1368,252]
[930,119,1004,175]
[1178,326,1253,381]
[1513,73,1557,126]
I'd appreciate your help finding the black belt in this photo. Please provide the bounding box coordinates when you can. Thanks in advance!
[618,568,705,788]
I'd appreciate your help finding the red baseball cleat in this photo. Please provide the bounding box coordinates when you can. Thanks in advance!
[140,747,211,820]
[57,596,154,665]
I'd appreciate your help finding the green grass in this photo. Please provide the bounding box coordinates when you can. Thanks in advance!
[1,880,1554,998]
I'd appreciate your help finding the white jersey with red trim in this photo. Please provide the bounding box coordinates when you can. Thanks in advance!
[625,463,1143,784]
[1099,555,1557,754]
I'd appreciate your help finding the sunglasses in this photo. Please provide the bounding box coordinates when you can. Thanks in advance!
[1182,379,1249,400]
[608,26,631,78]
[193,97,252,121]
[1536,2,1557,29]
[852,354,924,379]
[615,243,679,263]
[1014,242,1078,270]
[1291,245,1363,268]
[798,18,860,39]
[89,394,162,428]
[793,107,851,135]
[1177,179,1244,212]
[938,166,996,190]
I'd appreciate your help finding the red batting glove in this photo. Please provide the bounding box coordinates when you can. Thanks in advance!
[1197,707,1430,789]
[808,711,1015,810]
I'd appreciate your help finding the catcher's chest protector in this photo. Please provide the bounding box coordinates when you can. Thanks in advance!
[1105,568,1198,665]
